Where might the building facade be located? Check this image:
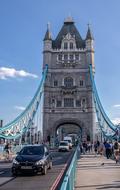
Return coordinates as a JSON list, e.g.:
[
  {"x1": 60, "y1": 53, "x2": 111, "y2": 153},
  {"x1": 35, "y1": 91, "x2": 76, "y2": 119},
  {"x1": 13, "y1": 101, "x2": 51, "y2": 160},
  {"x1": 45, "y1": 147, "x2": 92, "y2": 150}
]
[{"x1": 42, "y1": 17, "x2": 95, "y2": 143}]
